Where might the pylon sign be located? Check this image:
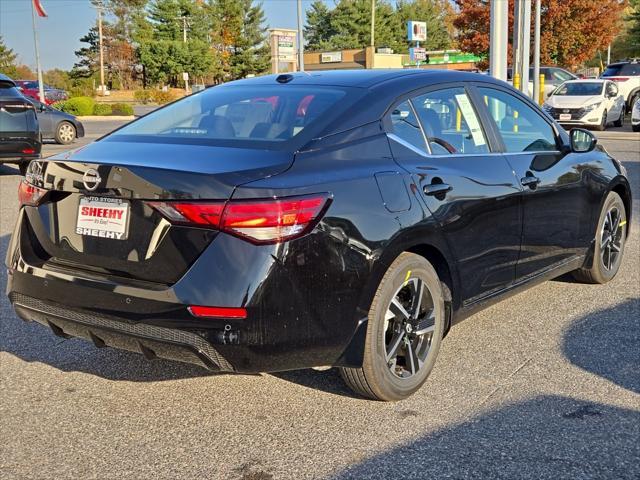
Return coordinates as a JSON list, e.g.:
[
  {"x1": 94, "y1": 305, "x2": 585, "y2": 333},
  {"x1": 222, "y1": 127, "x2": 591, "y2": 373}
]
[{"x1": 407, "y1": 21, "x2": 427, "y2": 42}]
